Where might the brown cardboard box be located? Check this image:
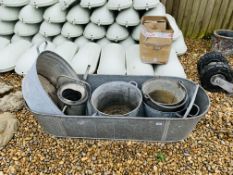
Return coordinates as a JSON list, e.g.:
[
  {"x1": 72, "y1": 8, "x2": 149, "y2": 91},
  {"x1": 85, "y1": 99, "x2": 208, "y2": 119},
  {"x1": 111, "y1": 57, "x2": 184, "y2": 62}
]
[{"x1": 140, "y1": 16, "x2": 174, "y2": 64}]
